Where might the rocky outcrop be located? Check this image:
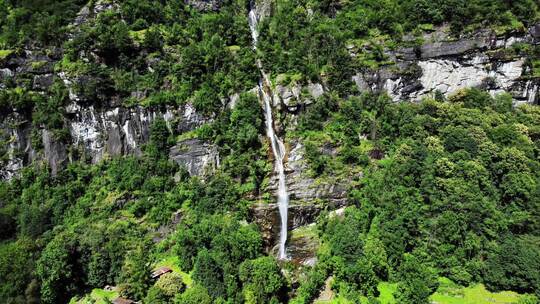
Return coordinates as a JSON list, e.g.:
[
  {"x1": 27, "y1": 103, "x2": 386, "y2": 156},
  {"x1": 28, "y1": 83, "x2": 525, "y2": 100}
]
[
  {"x1": 288, "y1": 224, "x2": 319, "y2": 266},
  {"x1": 249, "y1": 200, "x2": 346, "y2": 252},
  {"x1": 258, "y1": 139, "x2": 349, "y2": 255},
  {"x1": 185, "y1": 0, "x2": 223, "y2": 11},
  {"x1": 67, "y1": 103, "x2": 208, "y2": 163},
  {"x1": 0, "y1": 0, "x2": 215, "y2": 179},
  {"x1": 169, "y1": 138, "x2": 219, "y2": 177},
  {"x1": 275, "y1": 81, "x2": 324, "y2": 112},
  {"x1": 0, "y1": 102, "x2": 209, "y2": 179},
  {"x1": 353, "y1": 25, "x2": 540, "y2": 105},
  {"x1": 0, "y1": 42, "x2": 209, "y2": 178},
  {"x1": 267, "y1": 140, "x2": 348, "y2": 205}
]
